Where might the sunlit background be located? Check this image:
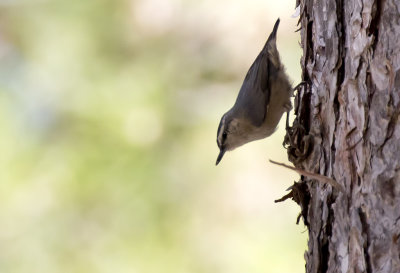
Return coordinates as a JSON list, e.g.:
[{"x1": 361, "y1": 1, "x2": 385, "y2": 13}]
[{"x1": 0, "y1": 0, "x2": 306, "y2": 272}]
